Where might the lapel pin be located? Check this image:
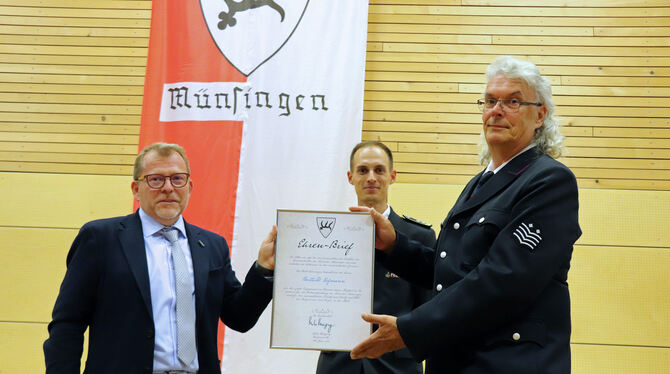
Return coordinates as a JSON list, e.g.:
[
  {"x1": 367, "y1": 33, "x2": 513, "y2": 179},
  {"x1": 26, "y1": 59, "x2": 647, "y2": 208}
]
[{"x1": 198, "y1": 240, "x2": 206, "y2": 247}]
